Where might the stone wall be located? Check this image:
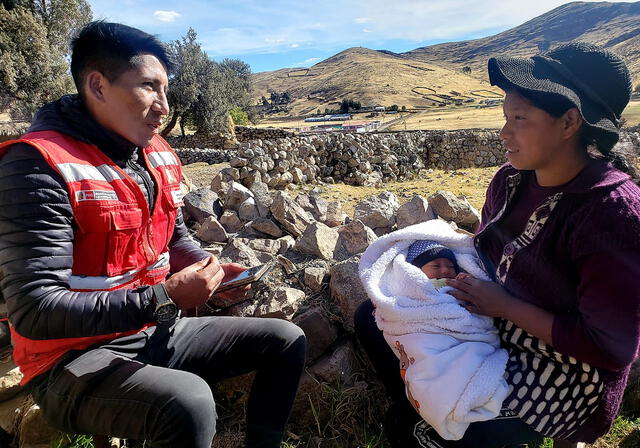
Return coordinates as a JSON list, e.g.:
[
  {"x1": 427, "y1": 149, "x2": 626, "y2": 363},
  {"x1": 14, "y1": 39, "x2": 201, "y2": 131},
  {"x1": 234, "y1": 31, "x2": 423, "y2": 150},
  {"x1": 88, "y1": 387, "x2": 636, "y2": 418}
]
[
  {"x1": 235, "y1": 125, "x2": 296, "y2": 142},
  {"x1": 175, "y1": 147, "x2": 236, "y2": 165},
  {"x1": 171, "y1": 128, "x2": 640, "y2": 185},
  {"x1": 229, "y1": 130, "x2": 505, "y2": 188}
]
